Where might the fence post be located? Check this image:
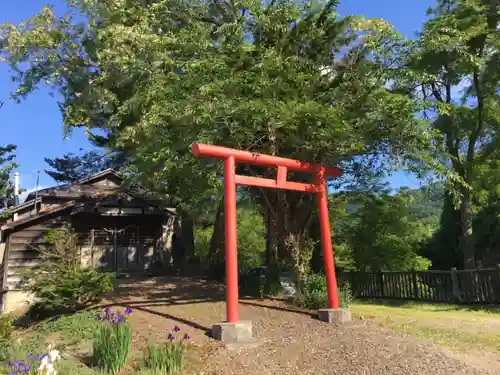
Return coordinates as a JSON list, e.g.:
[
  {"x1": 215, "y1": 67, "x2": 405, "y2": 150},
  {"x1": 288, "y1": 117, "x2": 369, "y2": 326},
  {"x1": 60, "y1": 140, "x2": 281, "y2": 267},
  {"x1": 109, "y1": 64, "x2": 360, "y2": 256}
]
[
  {"x1": 379, "y1": 271, "x2": 385, "y2": 298},
  {"x1": 496, "y1": 264, "x2": 500, "y2": 303},
  {"x1": 451, "y1": 267, "x2": 461, "y2": 303},
  {"x1": 412, "y1": 271, "x2": 419, "y2": 300},
  {"x1": 353, "y1": 271, "x2": 358, "y2": 297}
]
